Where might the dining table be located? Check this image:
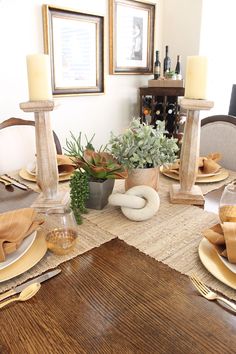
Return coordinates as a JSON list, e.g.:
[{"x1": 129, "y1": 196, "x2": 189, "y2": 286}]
[{"x1": 1, "y1": 171, "x2": 236, "y2": 354}]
